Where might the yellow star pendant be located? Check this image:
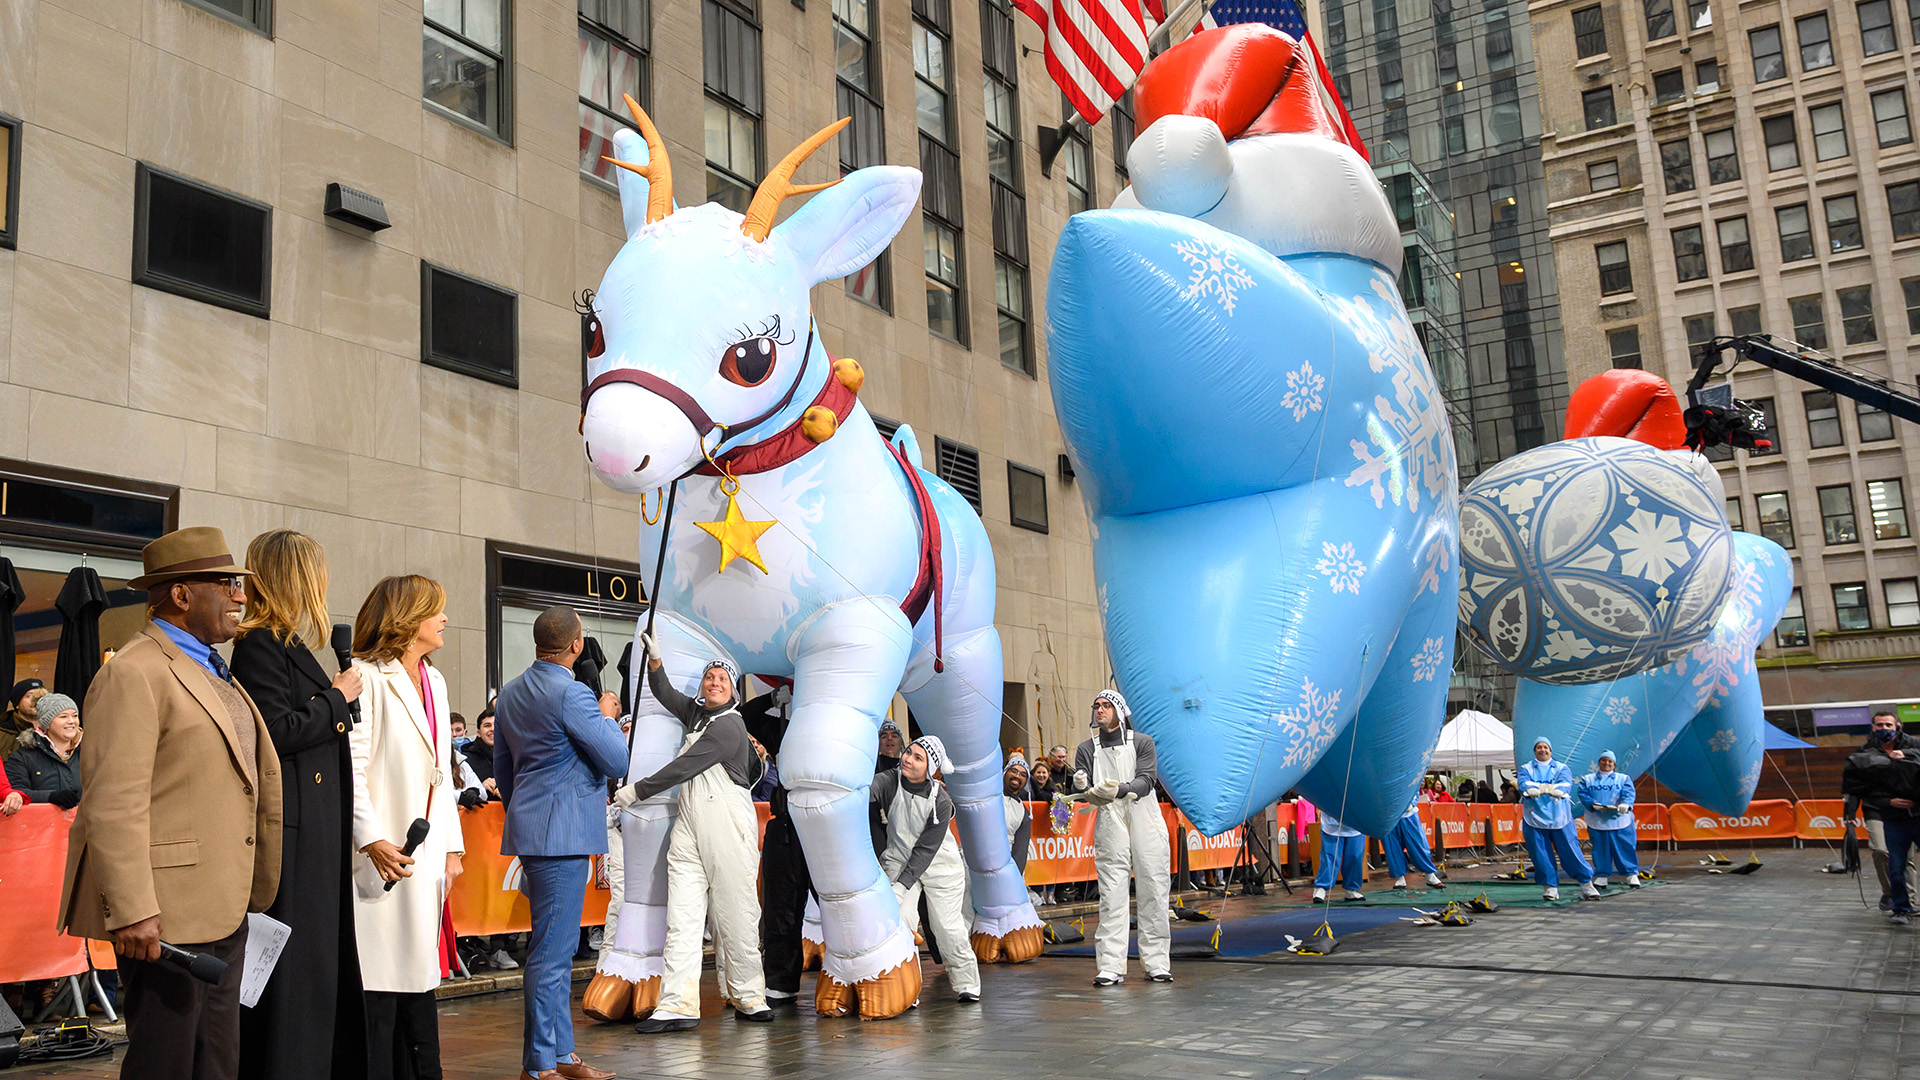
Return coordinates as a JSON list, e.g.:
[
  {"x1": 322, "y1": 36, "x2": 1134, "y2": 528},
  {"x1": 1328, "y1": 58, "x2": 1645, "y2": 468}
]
[{"x1": 695, "y1": 482, "x2": 776, "y2": 575}]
